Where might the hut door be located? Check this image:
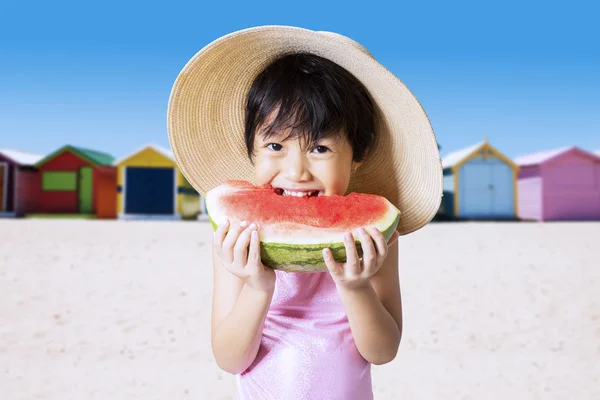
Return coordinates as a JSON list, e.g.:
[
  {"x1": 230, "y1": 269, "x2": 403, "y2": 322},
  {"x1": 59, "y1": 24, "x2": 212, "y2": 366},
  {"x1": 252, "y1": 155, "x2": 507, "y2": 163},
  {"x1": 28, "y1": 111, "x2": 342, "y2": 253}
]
[
  {"x1": 461, "y1": 162, "x2": 494, "y2": 217},
  {"x1": 78, "y1": 167, "x2": 93, "y2": 213},
  {"x1": 0, "y1": 163, "x2": 5, "y2": 212},
  {"x1": 490, "y1": 163, "x2": 514, "y2": 217}
]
